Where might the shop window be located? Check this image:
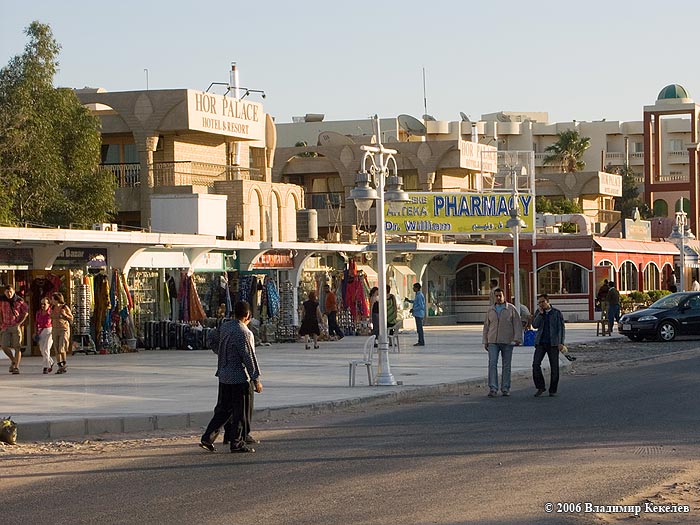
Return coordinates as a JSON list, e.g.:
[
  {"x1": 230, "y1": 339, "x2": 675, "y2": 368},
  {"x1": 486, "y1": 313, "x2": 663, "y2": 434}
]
[
  {"x1": 643, "y1": 263, "x2": 659, "y2": 291},
  {"x1": 537, "y1": 262, "x2": 588, "y2": 295},
  {"x1": 619, "y1": 261, "x2": 638, "y2": 292},
  {"x1": 653, "y1": 199, "x2": 668, "y2": 217},
  {"x1": 455, "y1": 263, "x2": 499, "y2": 296}
]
